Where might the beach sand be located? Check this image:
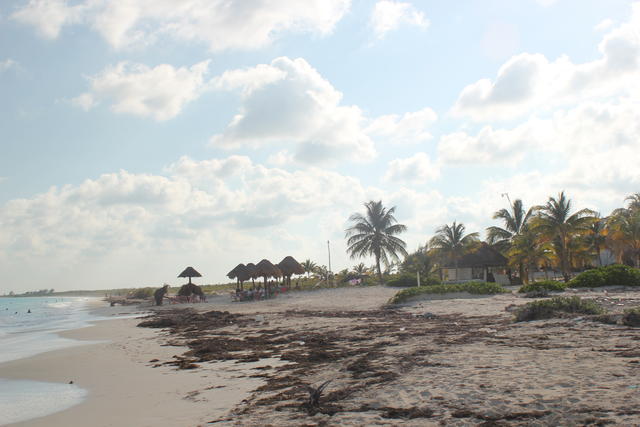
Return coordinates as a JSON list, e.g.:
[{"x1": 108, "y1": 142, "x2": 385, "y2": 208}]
[{"x1": 4, "y1": 285, "x2": 640, "y2": 426}]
